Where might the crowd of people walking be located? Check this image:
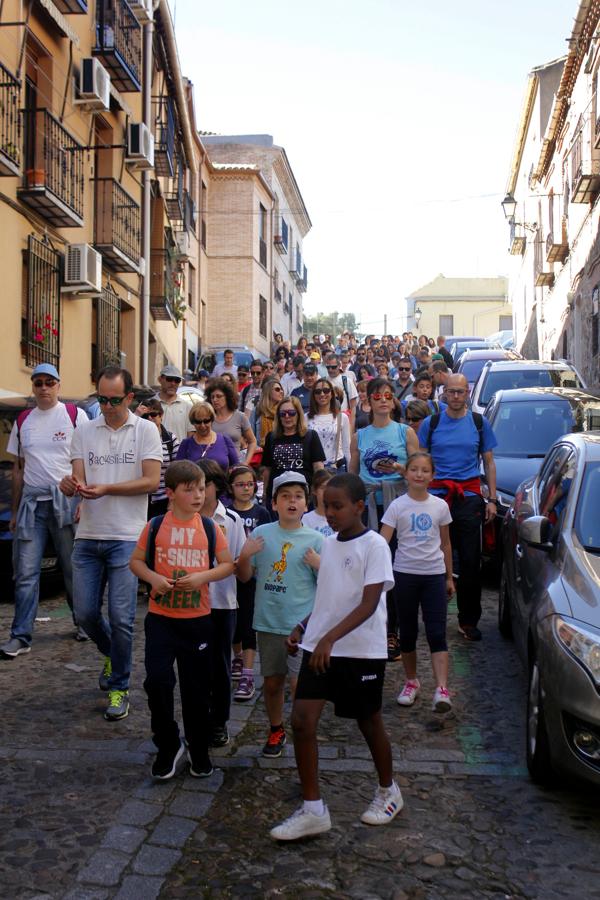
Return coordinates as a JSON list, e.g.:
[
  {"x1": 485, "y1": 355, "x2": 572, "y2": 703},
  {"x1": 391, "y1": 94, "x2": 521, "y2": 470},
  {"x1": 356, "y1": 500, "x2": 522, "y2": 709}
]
[{"x1": 1, "y1": 327, "x2": 497, "y2": 841}]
